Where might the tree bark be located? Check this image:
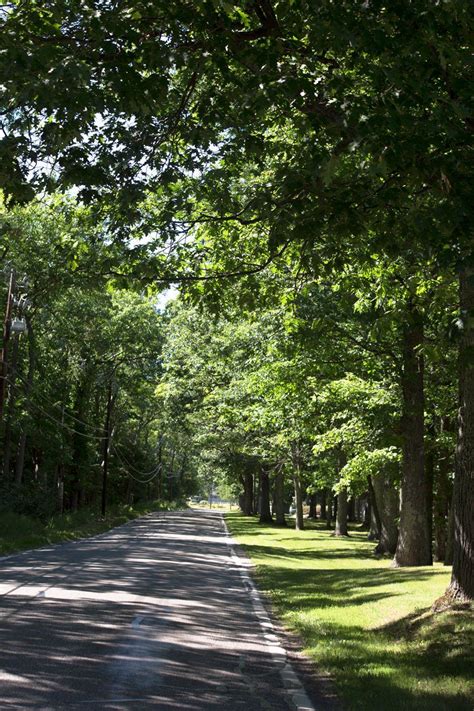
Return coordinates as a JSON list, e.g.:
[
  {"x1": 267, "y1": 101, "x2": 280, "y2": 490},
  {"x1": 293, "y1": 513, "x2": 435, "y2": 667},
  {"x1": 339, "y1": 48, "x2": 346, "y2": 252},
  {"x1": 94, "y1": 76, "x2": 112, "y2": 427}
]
[
  {"x1": 240, "y1": 471, "x2": 254, "y2": 515},
  {"x1": 273, "y1": 467, "x2": 286, "y2": 526},
  {"x1": 308, "y1": 493, "x2": 317, "y2": 519},
  {"x1": 446, "y1": 266, "x2": 474, "y2": 600},
  {"x1": 394, "y1": 305, "x2": 432, "y2": 566},
  {"x1": 259, "y1": 468, "x2": 273, "y2": 523},
  {"x1": 334, "y1": 488, "x2": 349, "y2": 536}
]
